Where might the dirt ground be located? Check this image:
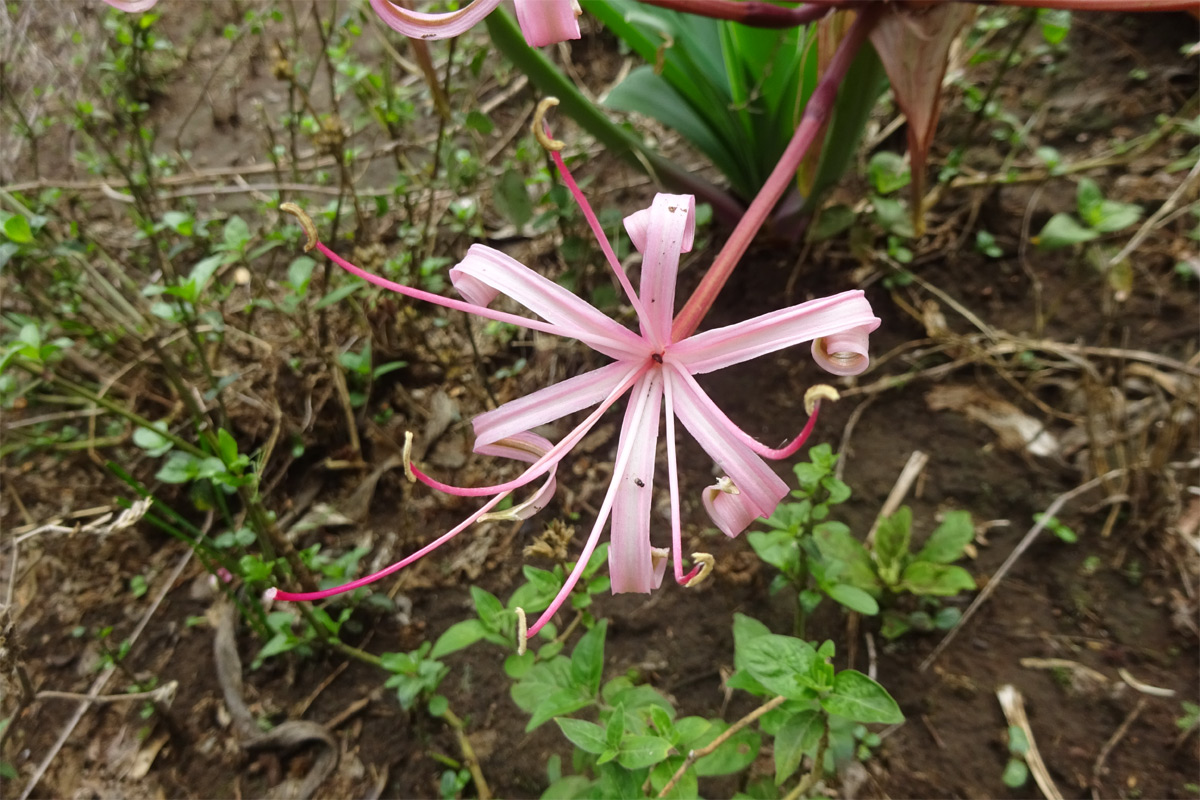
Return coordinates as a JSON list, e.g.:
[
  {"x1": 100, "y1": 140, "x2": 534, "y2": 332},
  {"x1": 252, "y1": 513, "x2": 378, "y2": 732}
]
[{"x1": 2, "y1": 4, "x2": 1198, "y2": 800}]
